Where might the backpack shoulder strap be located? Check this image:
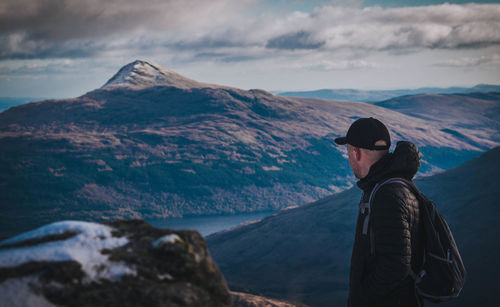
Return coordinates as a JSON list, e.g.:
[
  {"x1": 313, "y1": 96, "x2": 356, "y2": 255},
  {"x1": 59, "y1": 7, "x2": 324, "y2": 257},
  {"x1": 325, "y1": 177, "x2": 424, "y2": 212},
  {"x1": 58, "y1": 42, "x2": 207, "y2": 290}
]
[
  {"x1": 363, "y1": 177, "x2": 420, "y2": 257},
  {"x1": 362, "y1": 177, "x2": 415, "y2": 235}
]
